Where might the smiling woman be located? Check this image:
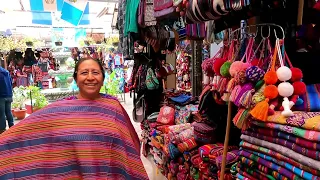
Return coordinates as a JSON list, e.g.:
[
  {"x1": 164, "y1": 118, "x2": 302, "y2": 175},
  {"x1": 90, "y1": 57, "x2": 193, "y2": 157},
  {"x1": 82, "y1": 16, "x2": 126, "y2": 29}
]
[
  {"x1": 0, "y1": 58, "x2": 149, "y2": 179},
  {"x1": 73, "y1": 58, "x2": 106, "y2": 100}
]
